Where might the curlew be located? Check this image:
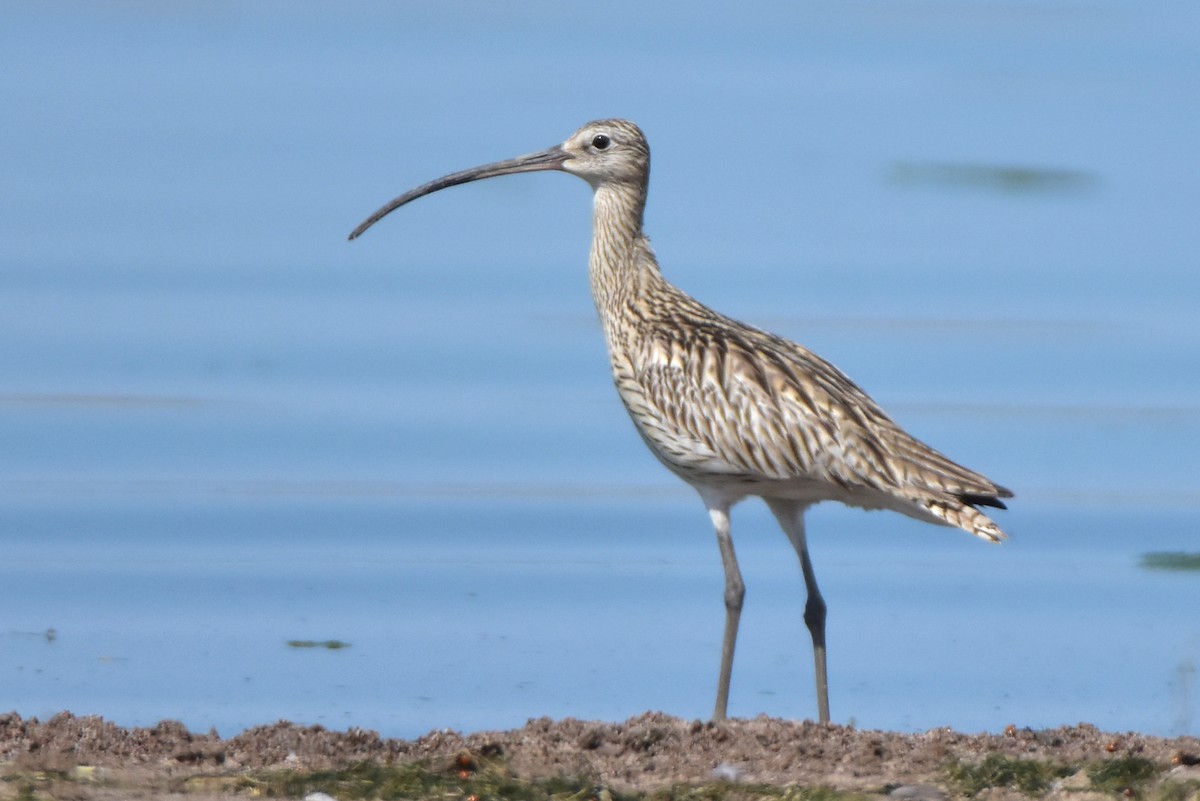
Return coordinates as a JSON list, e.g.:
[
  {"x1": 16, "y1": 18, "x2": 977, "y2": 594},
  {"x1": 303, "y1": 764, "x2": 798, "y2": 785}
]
[{"x1": 349, "y1": 119, "x2": 1011, "y2": 724}]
